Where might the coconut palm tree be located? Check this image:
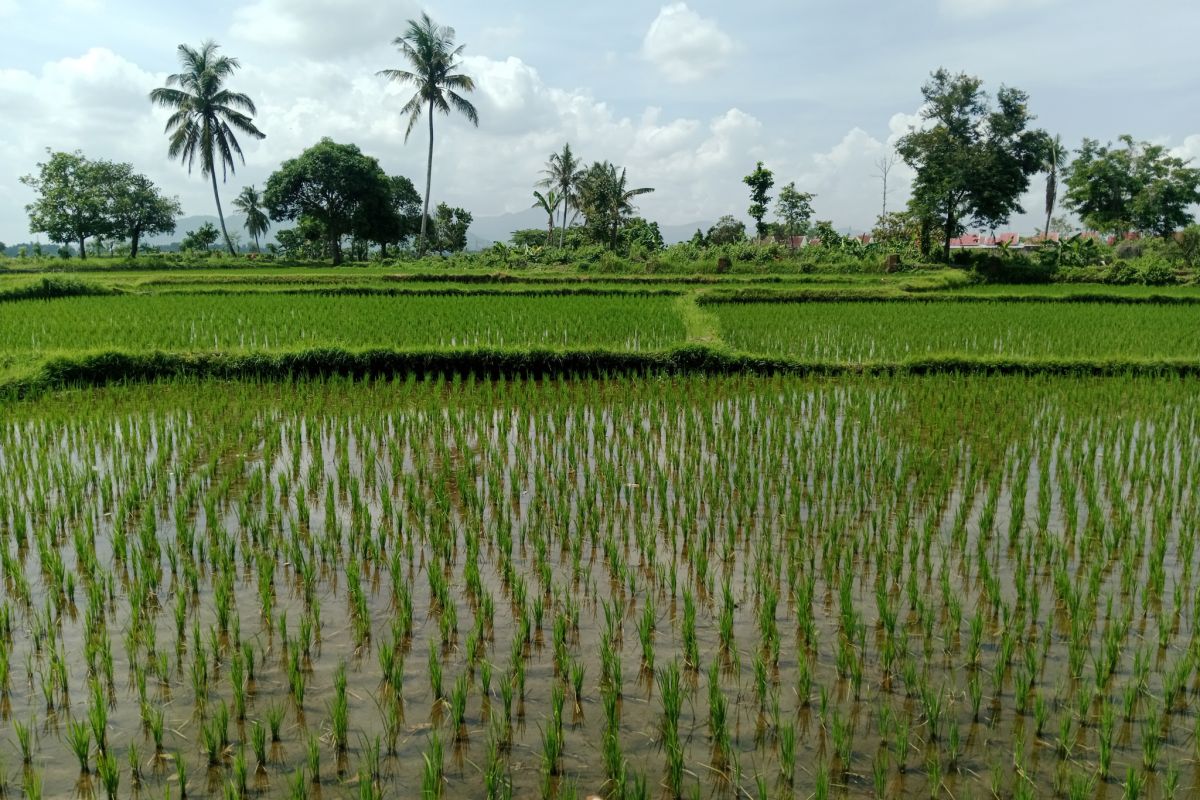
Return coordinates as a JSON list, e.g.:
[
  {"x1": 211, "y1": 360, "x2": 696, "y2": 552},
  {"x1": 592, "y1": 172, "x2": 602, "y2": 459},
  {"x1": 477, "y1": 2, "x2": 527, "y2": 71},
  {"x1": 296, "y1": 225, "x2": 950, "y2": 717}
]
[
  {"x1": 538, "y1": 144, "x2": 585, "y2": 248},
  {"x1": 378, "y1": 13, "x2": 478, "y2": 255},
  {"x1": 232, "y1": 185, "x2": 270, "y2": 251},
  {"x1": 577, "y1": 161, "x2": 654, "y2": 250},
  {"x1": 1043, "y1": 133, "x2": 1068, "y2": 240},
  {"x1": 149, "y1": 40, "x2": 265, "y2": 257},
  {"x1": 531, "y1": 190, "x2": 560, "y2": 244}
]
